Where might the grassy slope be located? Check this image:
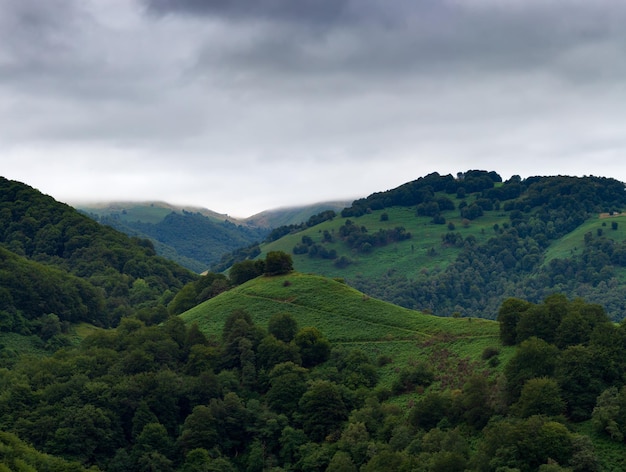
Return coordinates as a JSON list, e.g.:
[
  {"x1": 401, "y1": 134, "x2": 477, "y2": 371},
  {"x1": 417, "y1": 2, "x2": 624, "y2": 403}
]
[
  {"x1": 261, "y1": 197, "x2": 511, "y2": 282},
  {"x1": 180, "y1": 273, "x2": 513, "y2": 388},
  {"x1": 261, "y1": 198, "x2": 626, "y2": 311},
  {"x1": 543, "y1": 215, "x2": 626, "y2": 264}
]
